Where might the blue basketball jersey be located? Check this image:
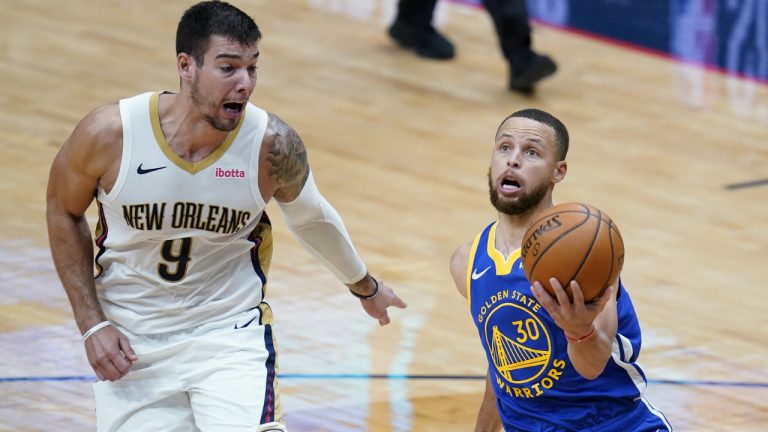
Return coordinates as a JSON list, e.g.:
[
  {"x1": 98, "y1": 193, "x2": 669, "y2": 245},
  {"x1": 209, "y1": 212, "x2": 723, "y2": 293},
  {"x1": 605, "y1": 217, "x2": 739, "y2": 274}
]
[{"x1": 467, "y1": 222, "x2": 671, "y2": 432}]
